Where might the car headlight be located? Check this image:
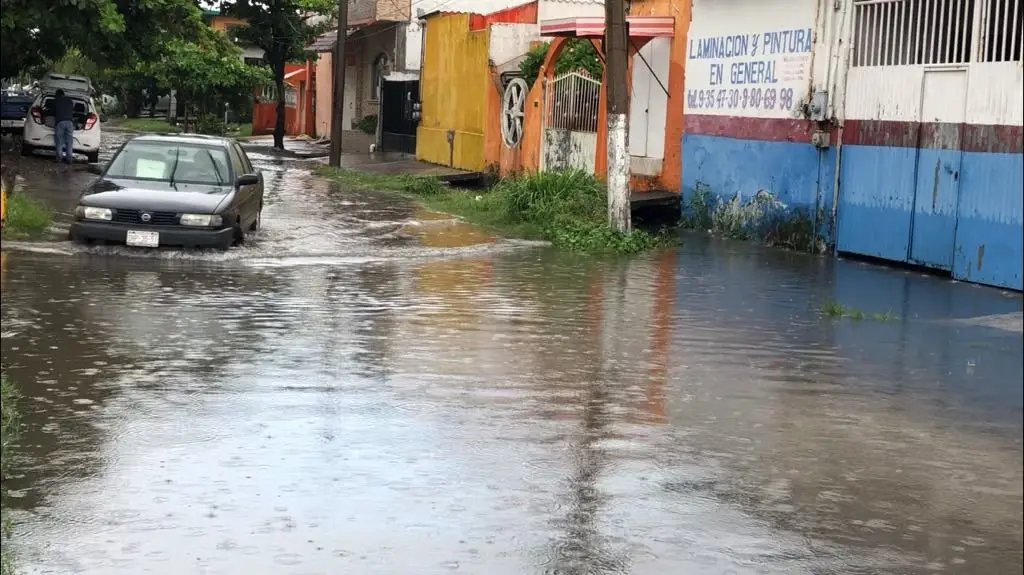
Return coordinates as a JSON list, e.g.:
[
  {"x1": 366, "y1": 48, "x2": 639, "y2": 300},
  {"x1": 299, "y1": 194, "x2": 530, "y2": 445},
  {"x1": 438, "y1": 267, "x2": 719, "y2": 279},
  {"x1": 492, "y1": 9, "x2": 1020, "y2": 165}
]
[
  {"x1": 179, "y1": 213, "x2": 223, "y2": 227},
  {"x1": 76, "y1": 206, "x2": 112, "y2": 221}
]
